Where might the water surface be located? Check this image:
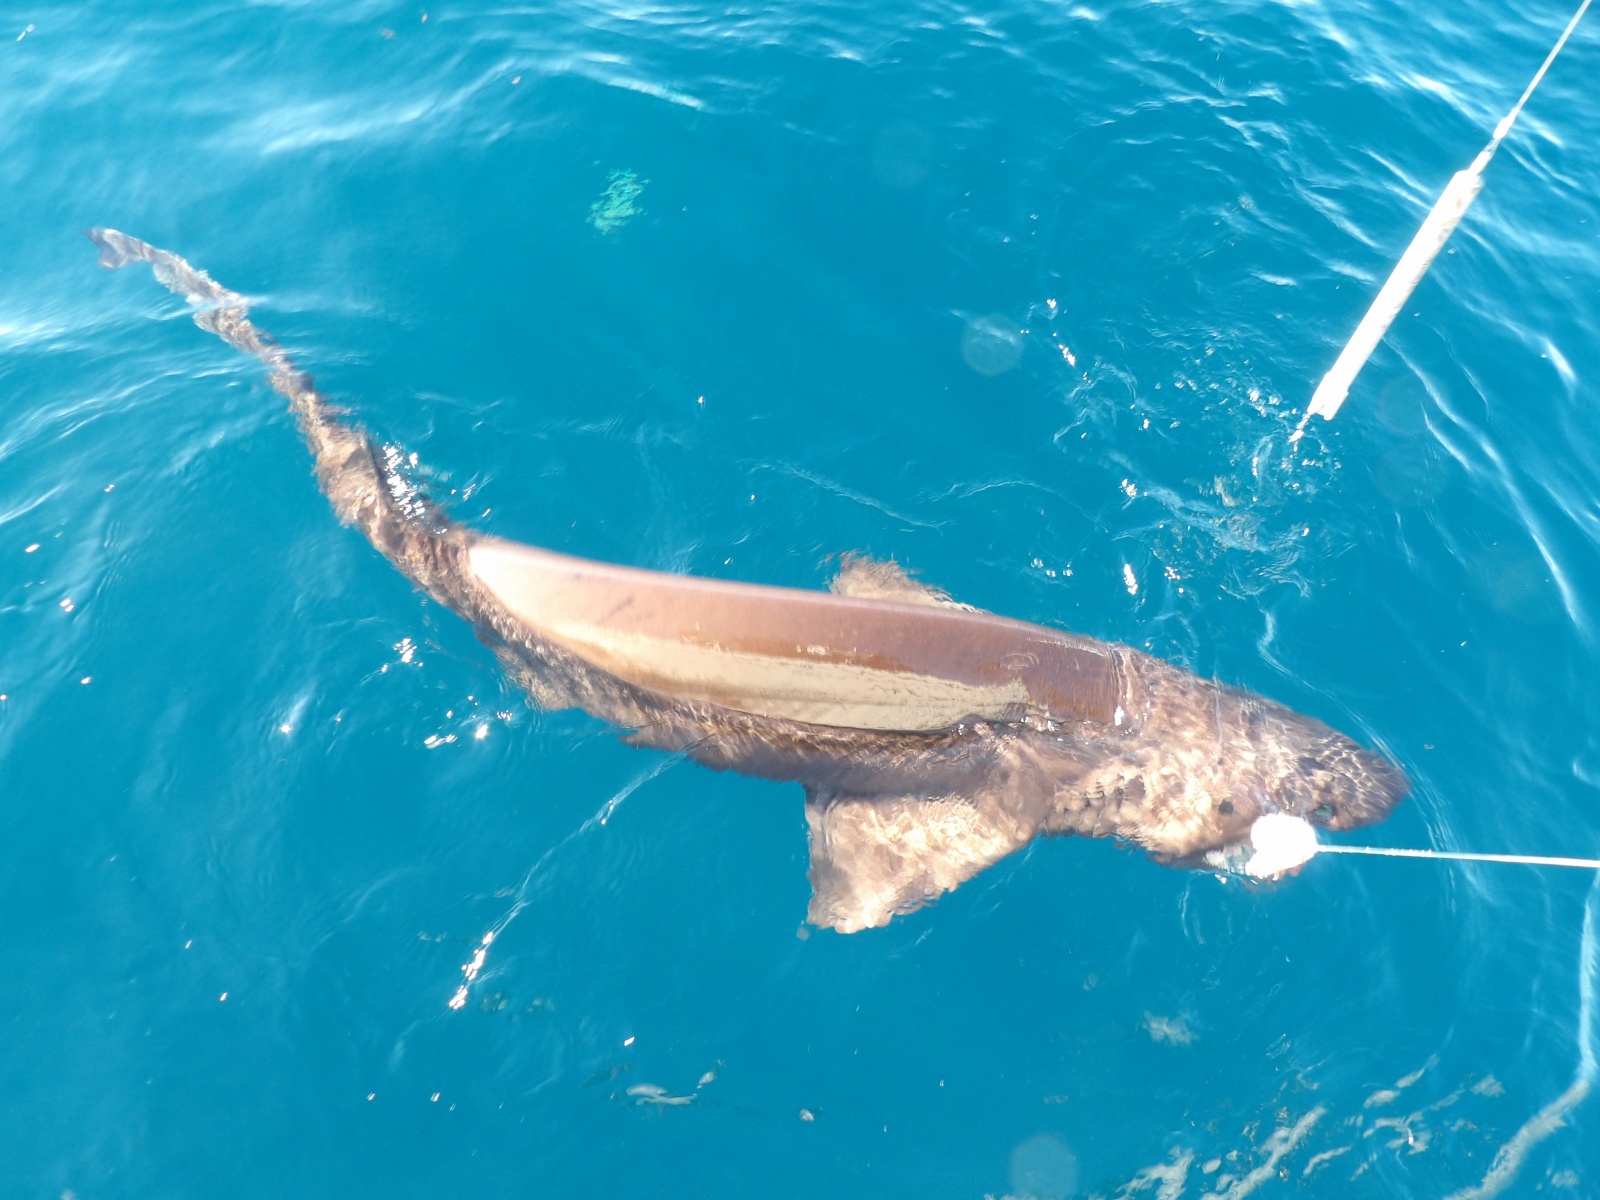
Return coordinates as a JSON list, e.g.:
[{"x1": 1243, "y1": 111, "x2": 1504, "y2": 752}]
[{"x1": 3, "y1": 1, "x2": 1599, "y2": 1195}]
